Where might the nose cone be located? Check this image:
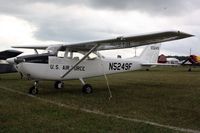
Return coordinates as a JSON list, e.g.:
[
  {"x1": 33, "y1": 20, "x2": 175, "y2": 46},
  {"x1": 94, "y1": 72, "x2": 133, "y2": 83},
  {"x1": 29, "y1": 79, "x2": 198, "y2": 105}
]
[{"x1": 6, "y1": 57, "x2": 15, "y2": 64}]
